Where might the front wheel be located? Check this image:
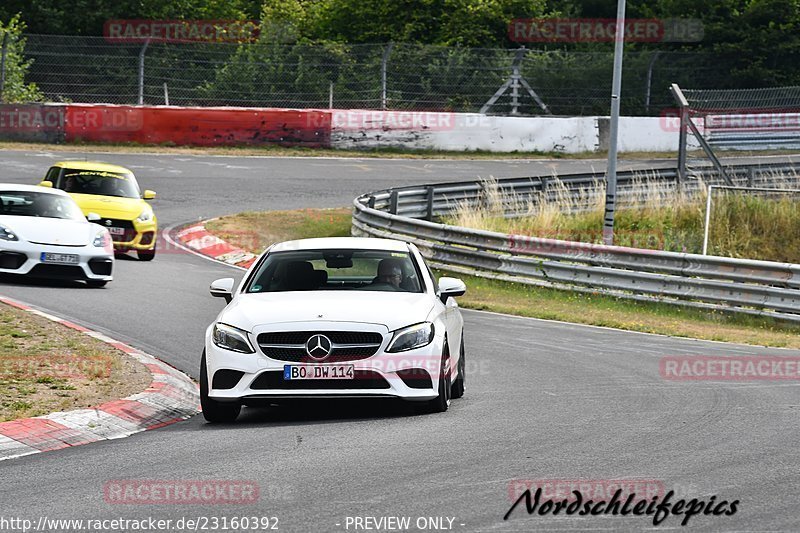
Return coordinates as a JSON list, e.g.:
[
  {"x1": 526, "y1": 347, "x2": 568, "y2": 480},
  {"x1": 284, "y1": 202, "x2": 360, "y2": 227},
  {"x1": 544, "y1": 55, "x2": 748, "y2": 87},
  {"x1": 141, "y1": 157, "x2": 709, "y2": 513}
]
[
  {"x1": 420, "y1": 342, "x2": 451, "y2": 413},
  {"x1": 137, "y1": 246, "x2": 156, "y2": 261},
  {"x1": 450, "y1": 336, "x2": 466, "y2": 399},
  {"x1": 200, "y1": 351, "x2": 241, "y2": 423}
]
